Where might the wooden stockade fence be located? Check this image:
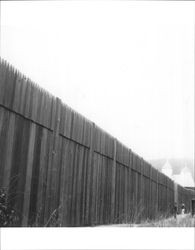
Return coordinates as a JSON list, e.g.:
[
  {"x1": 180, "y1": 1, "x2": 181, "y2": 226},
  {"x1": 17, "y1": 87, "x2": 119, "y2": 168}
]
[{"x1": 0, "y1": 58, "x2": 194, "y2": 226}]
